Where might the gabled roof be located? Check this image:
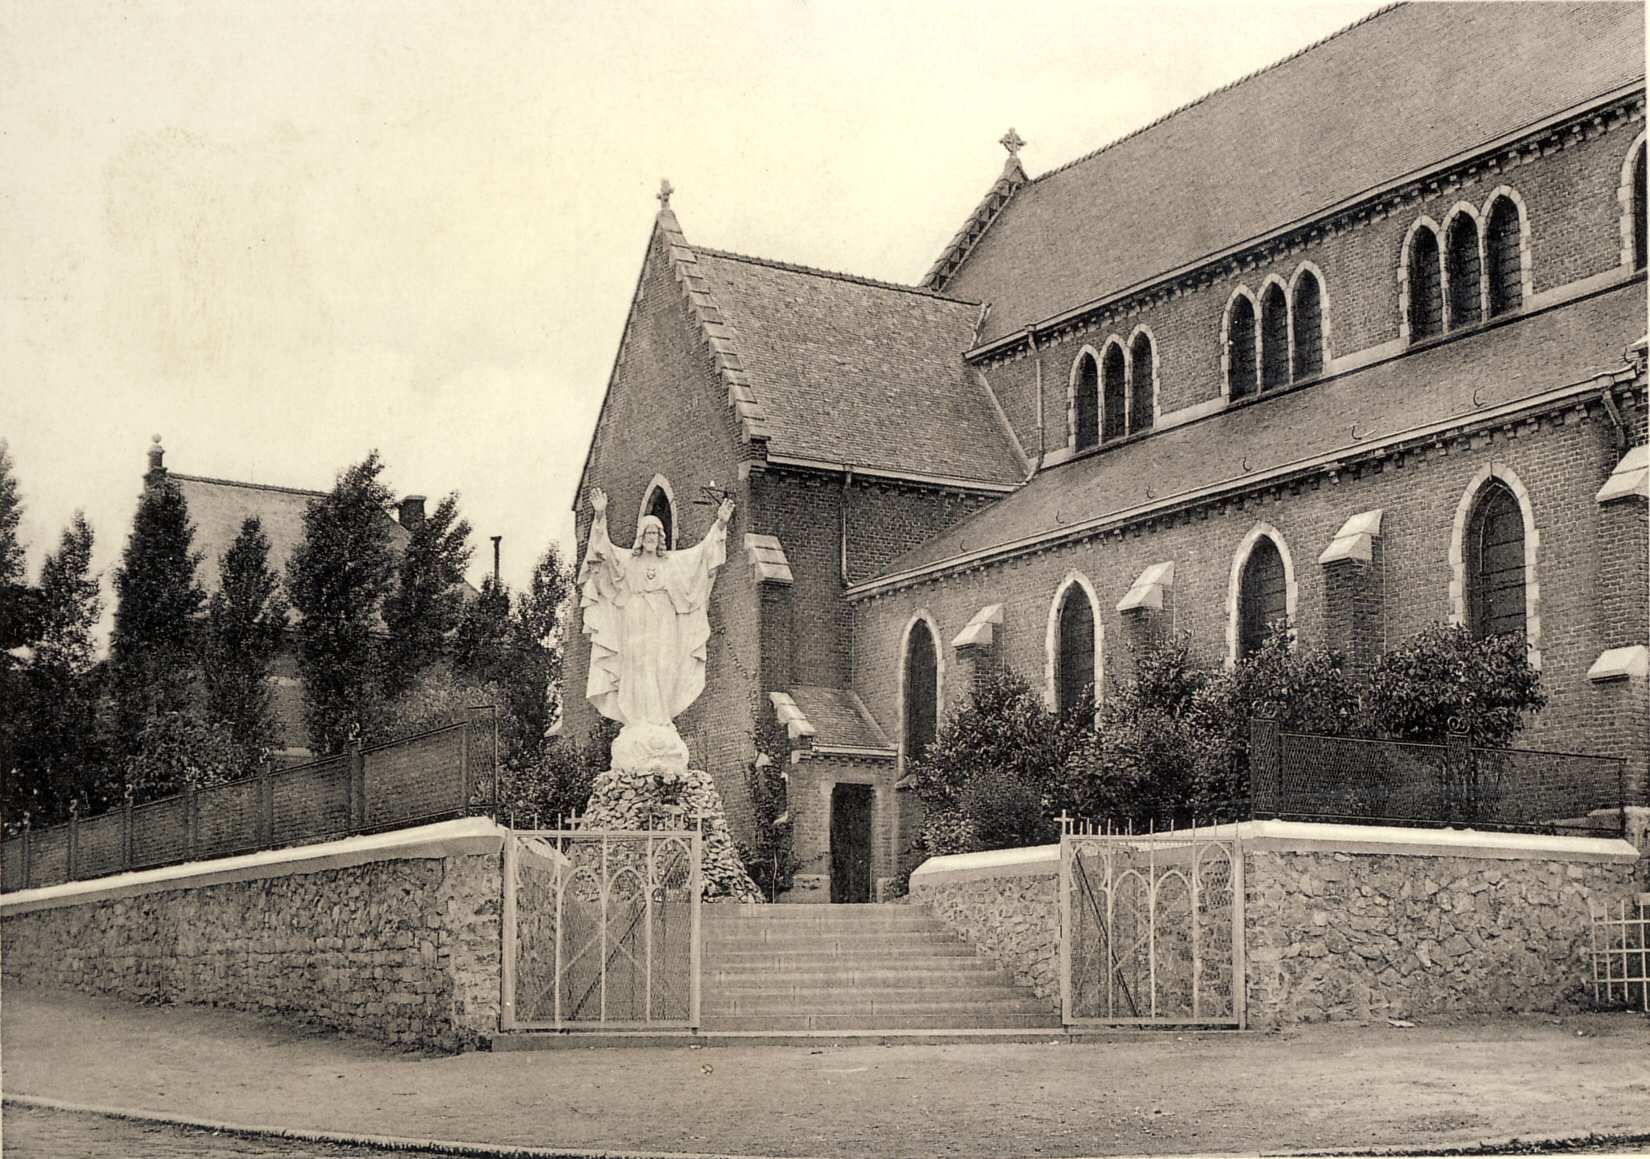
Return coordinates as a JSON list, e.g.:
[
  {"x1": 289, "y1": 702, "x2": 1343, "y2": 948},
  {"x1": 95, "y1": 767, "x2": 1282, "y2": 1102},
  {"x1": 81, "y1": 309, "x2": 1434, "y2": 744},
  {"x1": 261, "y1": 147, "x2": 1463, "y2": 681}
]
[
  {"x1": 867, "y1": 283, "x2": 1645, "y2": 585},
  {"x1": 692, "y1": 249, "x2": 1027, "y2": 486},
  {"x1": 169, "y1": 473, "x2": 412, "y2": 597},
  {"x1": 940, "y1": 2, "x2": 1646, "y2": 344},
  {"x1": 788, "y1": 685, "x2": 894, "y2": 752}
]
